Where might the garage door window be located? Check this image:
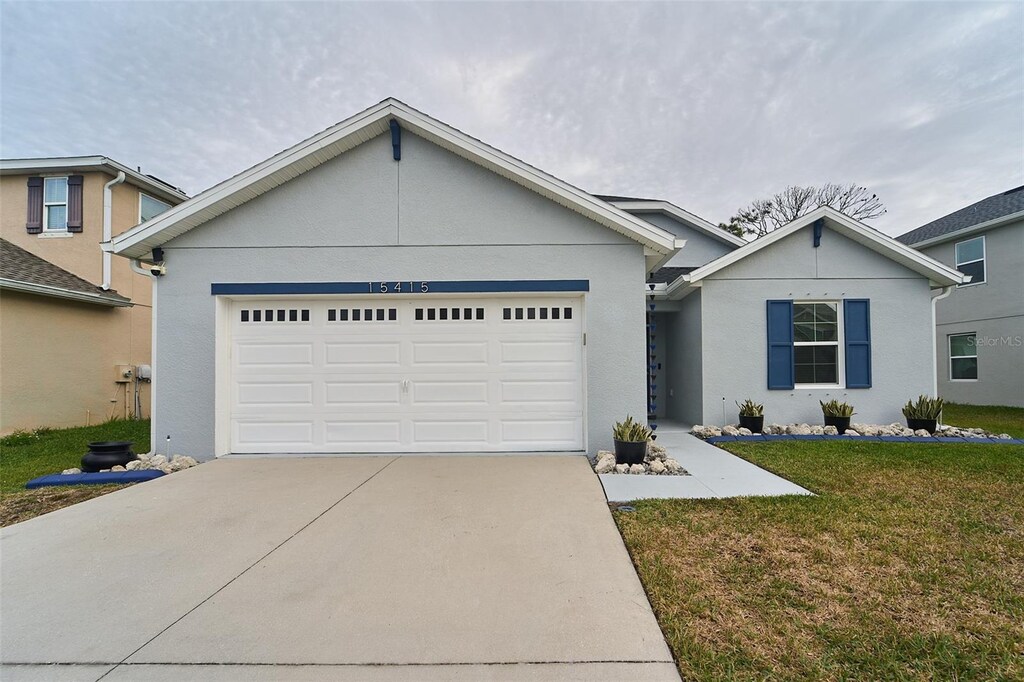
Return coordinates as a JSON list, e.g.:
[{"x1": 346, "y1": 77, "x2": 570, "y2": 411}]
[{"x1": 240, "y1": 308, "x2": 310, "y2": 323}]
